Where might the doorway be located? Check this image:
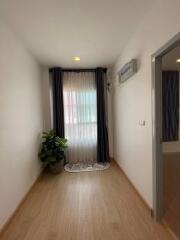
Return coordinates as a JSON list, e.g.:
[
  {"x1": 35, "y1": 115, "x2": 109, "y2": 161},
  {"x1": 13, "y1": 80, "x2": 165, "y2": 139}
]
[
  {"x1": 152, "y1": 33, "x2": 180, "y2": 233},
  {"x1": 162, "y1": 45, "x2": 180, "y2": 239}
]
